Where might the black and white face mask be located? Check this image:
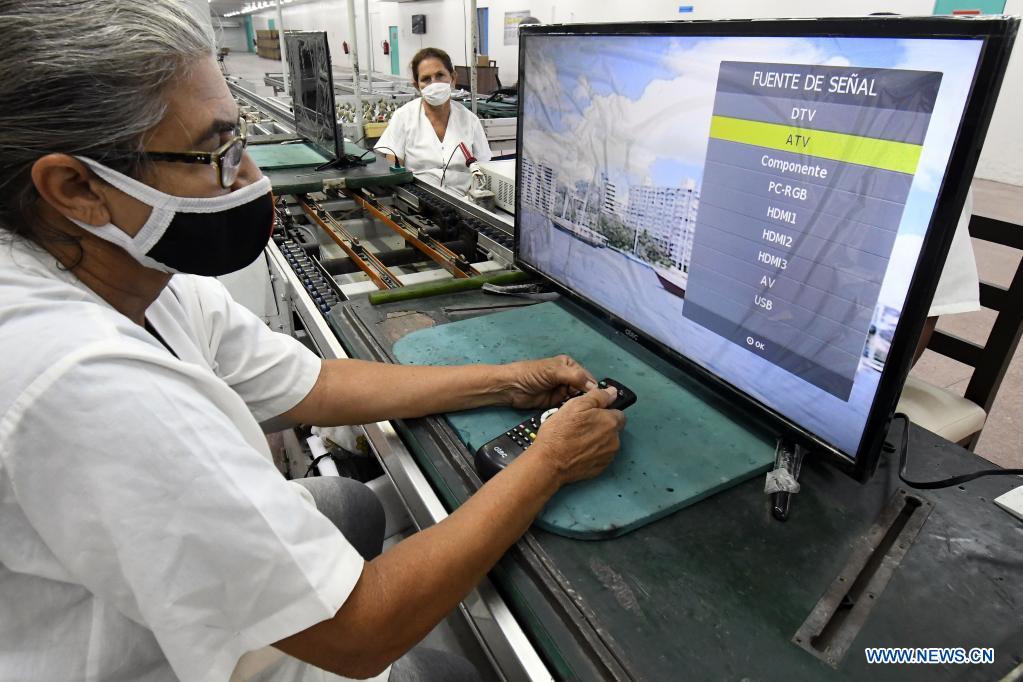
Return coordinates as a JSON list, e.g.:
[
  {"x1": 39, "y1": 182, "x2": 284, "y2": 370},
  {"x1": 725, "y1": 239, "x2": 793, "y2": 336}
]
[{"x1": 68, "y1": 156, "x2": 275, "y2": 277}]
